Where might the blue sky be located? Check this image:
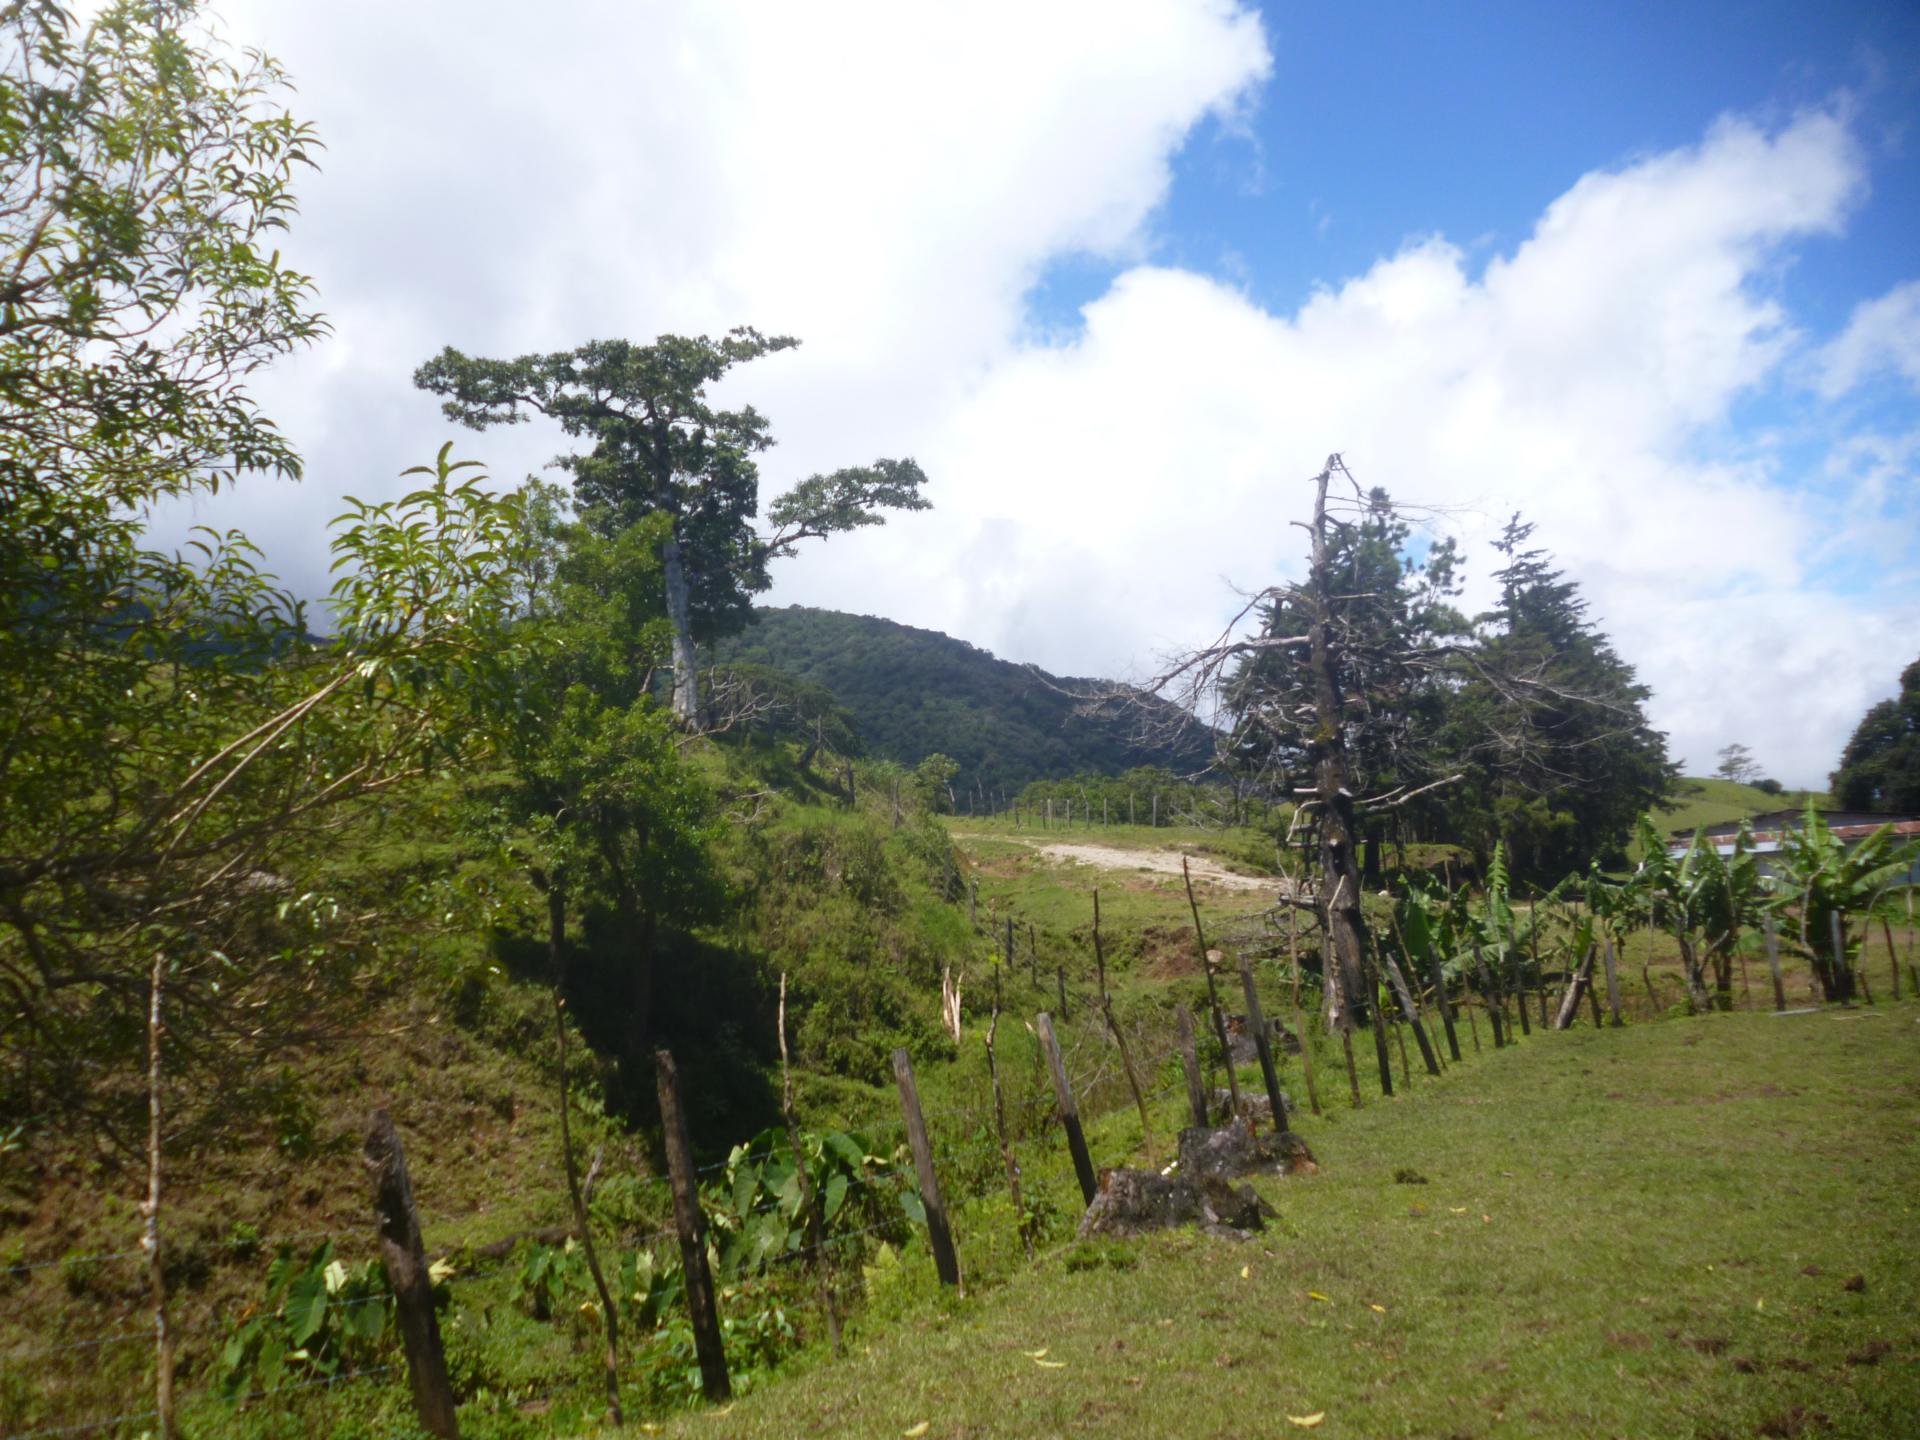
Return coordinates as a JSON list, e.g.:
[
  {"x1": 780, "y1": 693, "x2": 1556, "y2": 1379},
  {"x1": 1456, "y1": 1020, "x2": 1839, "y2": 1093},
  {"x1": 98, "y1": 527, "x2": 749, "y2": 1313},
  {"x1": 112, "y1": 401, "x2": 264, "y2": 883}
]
[
  {"x1": 202, "y1": 0, "x2": 1920, "y2": 785},
  {"x1": 1037, "y1": 2, "x2": 1920, "y2": 334}
]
